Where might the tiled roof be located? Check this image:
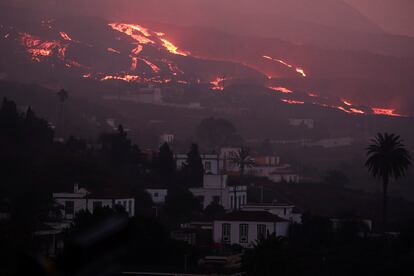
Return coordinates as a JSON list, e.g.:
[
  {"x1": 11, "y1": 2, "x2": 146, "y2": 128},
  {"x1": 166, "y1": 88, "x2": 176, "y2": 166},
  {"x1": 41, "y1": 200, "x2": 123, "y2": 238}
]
[{"x1": 216, "y1": 211, "x2": 288, "y2": 222}]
